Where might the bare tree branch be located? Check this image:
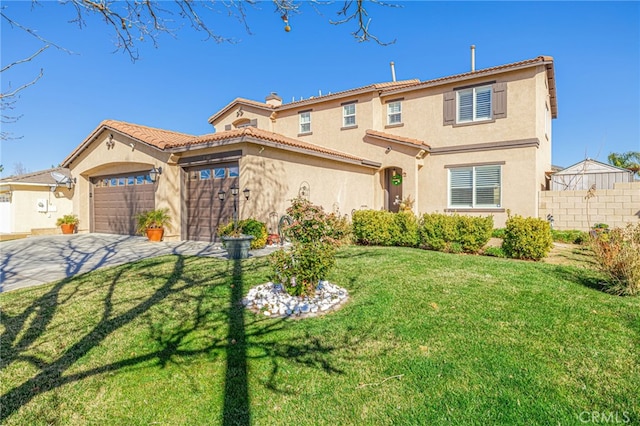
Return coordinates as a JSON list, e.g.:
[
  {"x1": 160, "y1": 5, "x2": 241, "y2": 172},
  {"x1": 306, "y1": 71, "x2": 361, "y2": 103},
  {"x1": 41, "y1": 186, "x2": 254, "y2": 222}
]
[{"x1": 1, "y1": 45, "x2": 49, "y2": 74}]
